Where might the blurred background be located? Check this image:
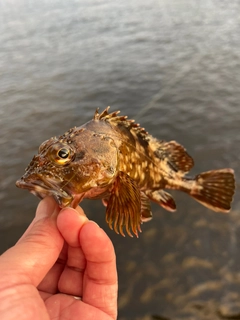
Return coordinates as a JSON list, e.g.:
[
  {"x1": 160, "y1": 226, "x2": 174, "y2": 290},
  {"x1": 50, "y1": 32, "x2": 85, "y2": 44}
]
[{"x1": 0, "y1": 0, "x2": 240, "y2": 319}]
